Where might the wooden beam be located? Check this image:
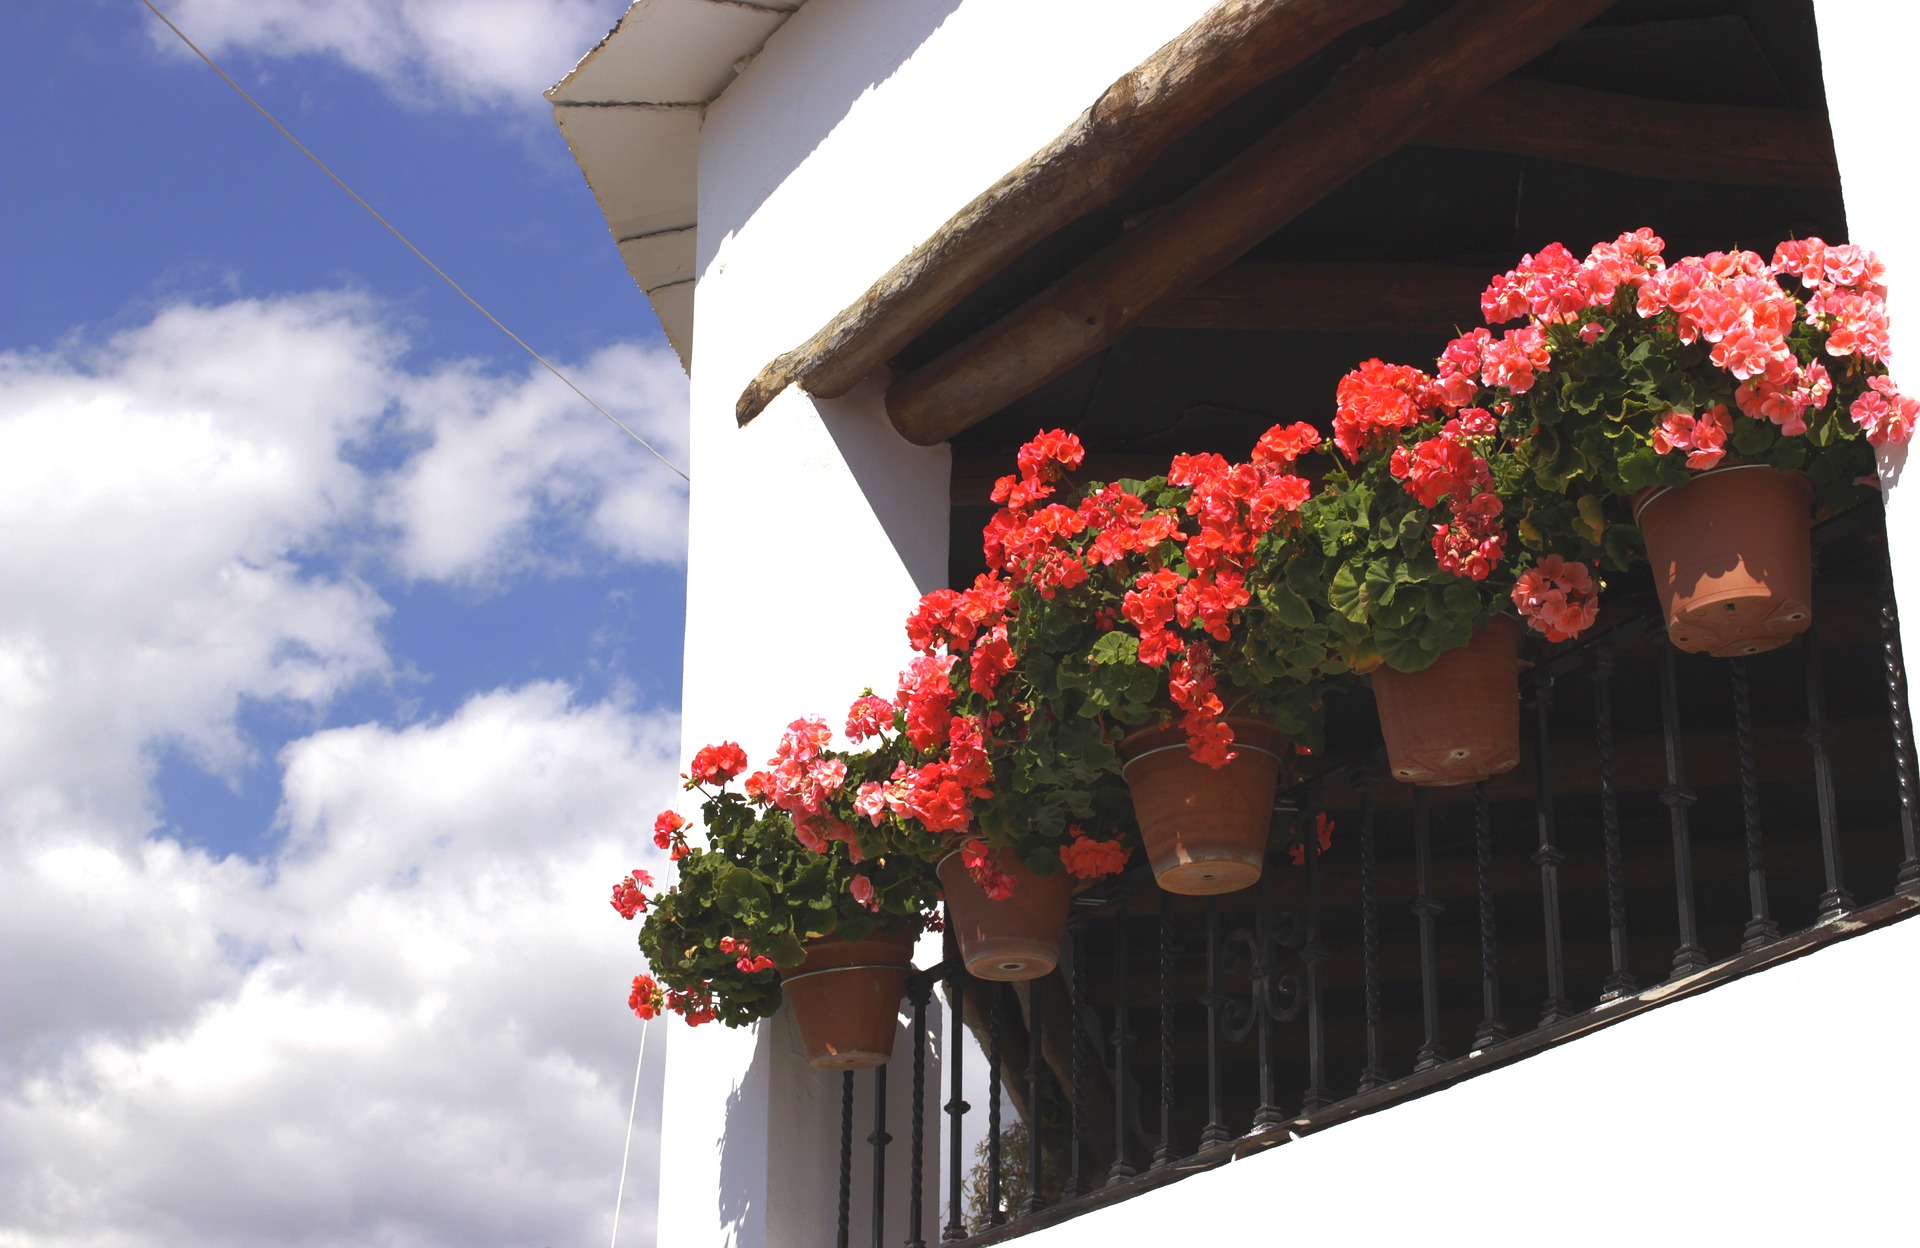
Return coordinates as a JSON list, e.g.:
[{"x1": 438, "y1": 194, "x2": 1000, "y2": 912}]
[
  {"x1": 1138, "y1": 260, "x2": 1488, "y2": 334},
  {"x1": 734, "y1": 0, "x2": 1411, "y2": 426},
  {"x1": 1414, "y1": 77, "x2": 1840, "y2": 189},
  {"x1": 886, "y1": 0, "x2": 1616, "y2": 447}
]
